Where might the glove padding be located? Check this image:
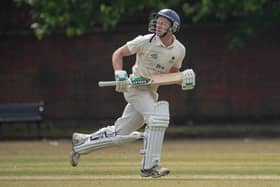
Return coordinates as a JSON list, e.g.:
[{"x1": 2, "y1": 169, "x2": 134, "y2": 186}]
[
  {"x1": 181, "y1": 69, "x2": 195, "y2": 90},
  {"x1": 115, "y1": 70, "x2": 129, "y2": 92}
]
